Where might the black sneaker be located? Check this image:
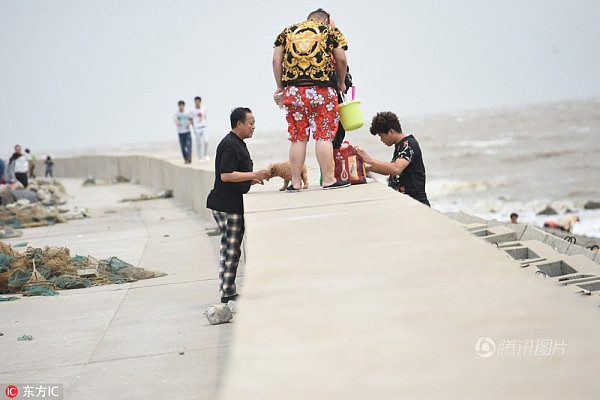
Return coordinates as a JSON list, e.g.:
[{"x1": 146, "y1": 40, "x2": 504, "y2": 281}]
[
  {"x1": 221, "y1": 294, "x2": 238, "y2": 303},
  {"x1": 286, "y1": 185, "x2": 301, "y2": 192},
  {"x1": 323, "y1": 181, "x2": 351, "y2": 190}
]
